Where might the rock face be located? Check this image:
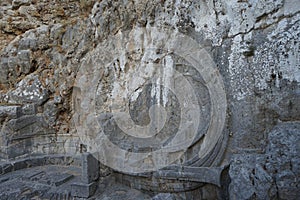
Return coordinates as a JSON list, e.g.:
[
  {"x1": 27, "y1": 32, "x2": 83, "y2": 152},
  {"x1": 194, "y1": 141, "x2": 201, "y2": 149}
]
[
  {"x1": 0, "y1": 0, "x2": 299, "y2": 199},
  {"x1": 229, "y1": 122, "x2": 300, "y2": 200}
]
